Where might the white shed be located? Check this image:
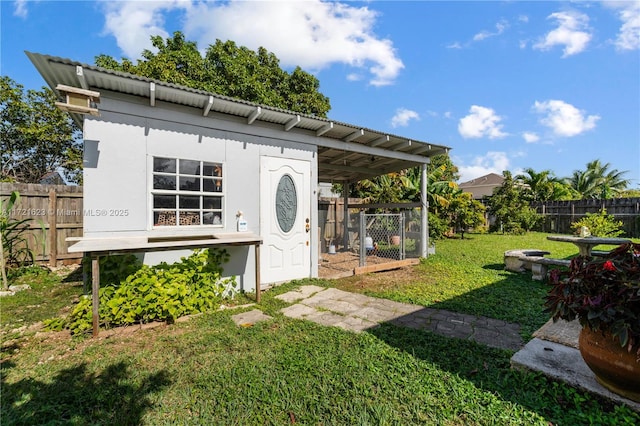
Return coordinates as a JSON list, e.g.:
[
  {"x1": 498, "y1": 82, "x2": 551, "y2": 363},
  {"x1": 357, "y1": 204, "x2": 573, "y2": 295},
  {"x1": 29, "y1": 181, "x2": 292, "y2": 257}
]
[{"x1": 28, "y1": 52, "x2": 450, "y2": 302}]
